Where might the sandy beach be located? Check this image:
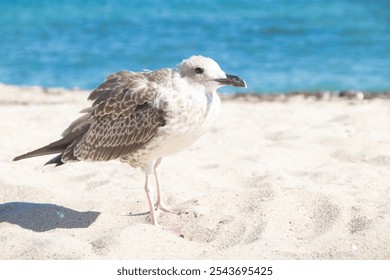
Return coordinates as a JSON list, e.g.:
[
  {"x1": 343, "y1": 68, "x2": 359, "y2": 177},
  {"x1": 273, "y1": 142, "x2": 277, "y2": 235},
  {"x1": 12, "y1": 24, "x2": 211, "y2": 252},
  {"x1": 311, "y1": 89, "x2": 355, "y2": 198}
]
[{"x1": 0, "y1": 83, "x2": 389, "y2": 259}]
